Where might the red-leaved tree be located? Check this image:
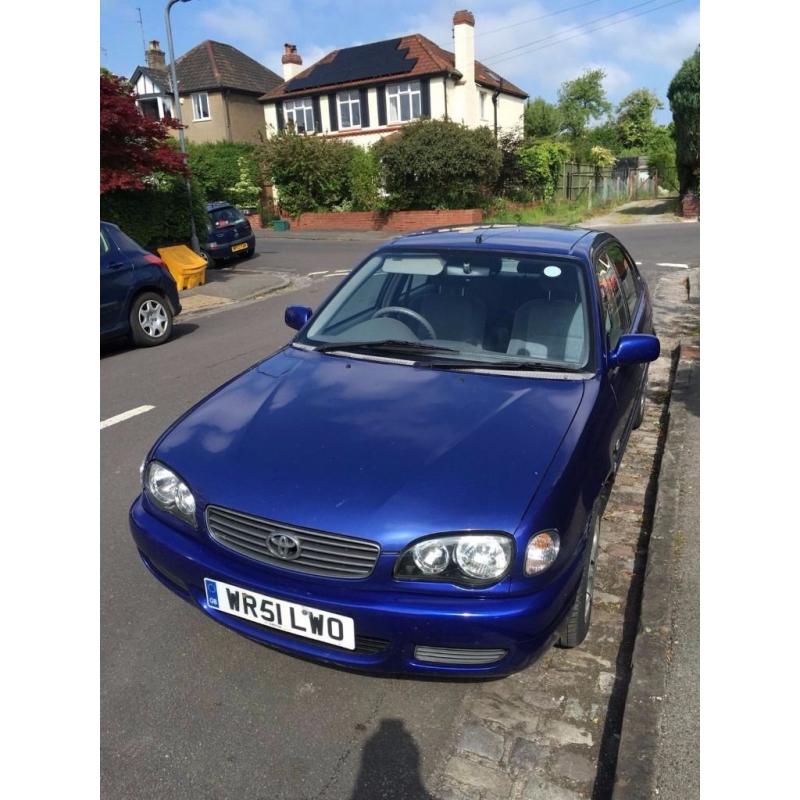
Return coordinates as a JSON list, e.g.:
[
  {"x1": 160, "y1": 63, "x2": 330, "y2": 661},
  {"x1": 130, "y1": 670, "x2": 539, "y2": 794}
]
[{"x1": 100, "y1": 72, "x2": 188, "y2": 193}]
